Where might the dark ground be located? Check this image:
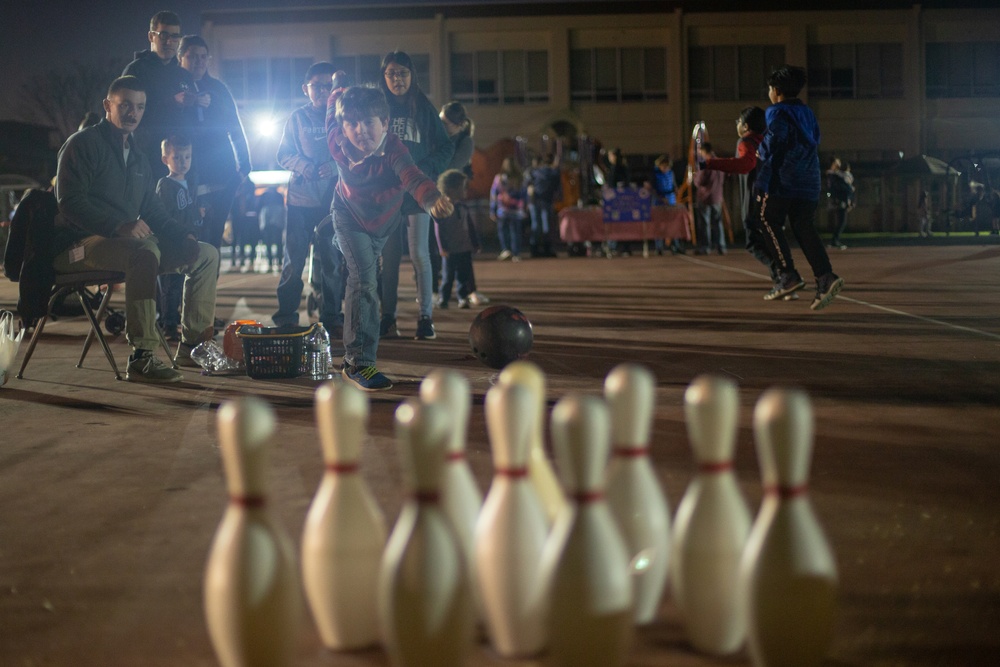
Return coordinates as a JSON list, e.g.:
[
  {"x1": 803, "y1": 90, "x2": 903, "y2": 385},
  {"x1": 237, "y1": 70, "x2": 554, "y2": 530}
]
[{"x1": 1, "y1": 238, "x2": 998, "y2": 666}]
